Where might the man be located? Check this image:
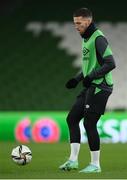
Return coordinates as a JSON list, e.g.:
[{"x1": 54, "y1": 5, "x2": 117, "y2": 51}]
[{"x1": 59, "y1": 8, "x2": 116, "y2": 173}]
